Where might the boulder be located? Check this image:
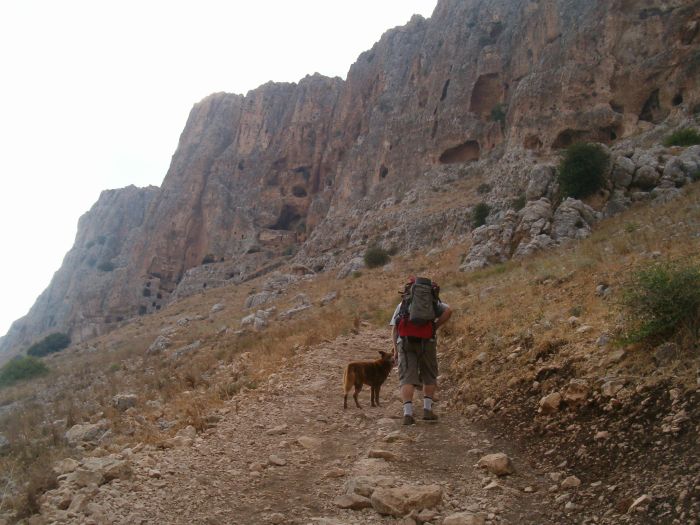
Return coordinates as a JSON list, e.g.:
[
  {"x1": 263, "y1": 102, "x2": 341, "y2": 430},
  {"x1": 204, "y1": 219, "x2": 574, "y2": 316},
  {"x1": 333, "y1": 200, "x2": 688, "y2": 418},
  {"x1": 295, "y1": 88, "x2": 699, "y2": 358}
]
[
  {"x1": 80, "y1": 455, "x2": 132, "y2": 484},
  {"x1": 525, "y1": 165, "x2": 555, "y2": 200},
  {"x1": 112, "y1": 393, "x2": 137, "y2": 411},
  {"x1": 146, "y1": 335, "x2": 171, "y2": 355},
  {"x1": 633, "y1": 165, "x2": 660, "y2": 189},
  {"x1": 244, "y1": 291, "x2": 276, "y2": 309},
  {"x1": 320, "y1": 291, "x2": 338, "y2": 306},
  {"x1": 370, "y1": 484, "x2": 443, "y2": 517},
  {"x1": 337, "y1": 257, "x2": 365, "y2": 279},
  {"x1": 210, "y1": 303, "x2": 225, "y2": 313},
  {"x1": 551, "y1": 198, "x2": 600, "y2": 241},
  {"x1": 53, "y1": 458, "x2": 80, "y2": 475},
  {"x1": 562, "y1": 380, "x2": 589, "y2": 405},
  {"x1": 65, "y1": 421, "x2": 108, "y2": 445},
  {"x1": 476, "y1": 453, "x2": 514, "y2": 476},
  {"x1": 171, "y1": 340, "x2": 201, "y2": 360},
  {"x1": 610, "y1": 156, "x2": 635, "y2": 188},
  {"x1": 333, "y1": 494, "x2": 372, "y2": 510},
  {"x1": 344, "y1": 475, "x2": 395, "y2": 497},
  {"x1": 601, "y1": 380, "x2": 625, "y2": 397},
  {"x1": 539, "y1": 392, "x2": 562, "y2": 413},
  {"x1": 561, "y1": 475, "x2": 581, "y2": 489}
]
